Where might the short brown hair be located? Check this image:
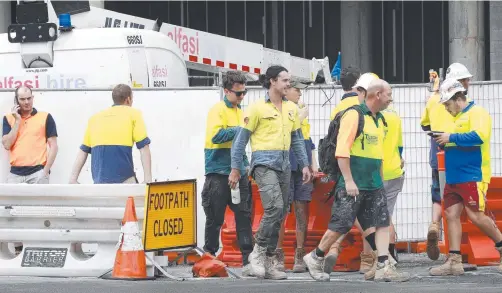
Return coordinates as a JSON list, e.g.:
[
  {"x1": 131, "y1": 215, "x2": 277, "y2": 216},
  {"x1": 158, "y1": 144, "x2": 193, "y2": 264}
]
[
  {"x1": 222, "y1": 71, "x2": 247, "y2": 90},
  {"x1": 112, "y1": 84, "x2": 132, "y2": 104}
]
